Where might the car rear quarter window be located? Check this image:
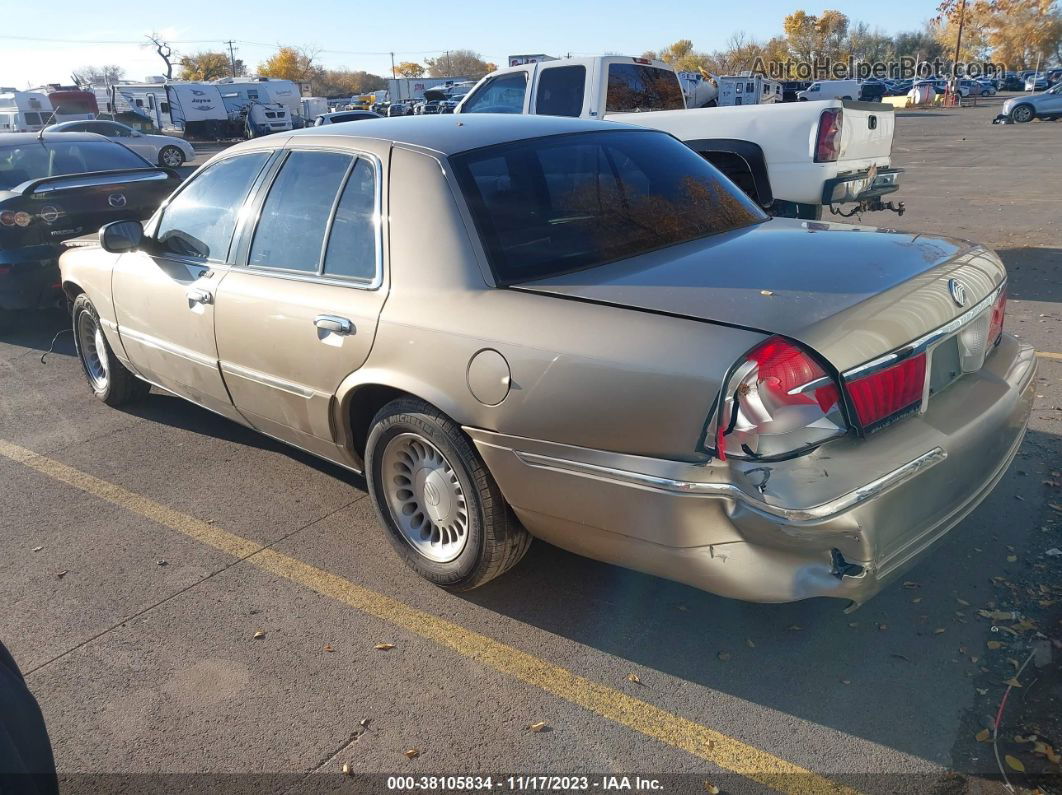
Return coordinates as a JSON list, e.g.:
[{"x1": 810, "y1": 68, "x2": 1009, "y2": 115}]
[
  {"x1": 155, "y1": 152, "x2": 270, "y2": 261},
  {"x1": 323, "y1": 158, "x2": 378, "y2": 282},
  {"x1": 248, "y1": 150, "x2": 354, "y2": 273},
  {"x1": 605, "y1": 64, "x2": 685, "y2": 112},
  {"x1": 452, "y1": 130, "x2": 766, "y2": 284},
  {"x1": 535, "y1": 66, "x2": 586, "y2": 117},
  {"x1": 0, "y1": 140, "x2": 149, "y2": 189}
]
